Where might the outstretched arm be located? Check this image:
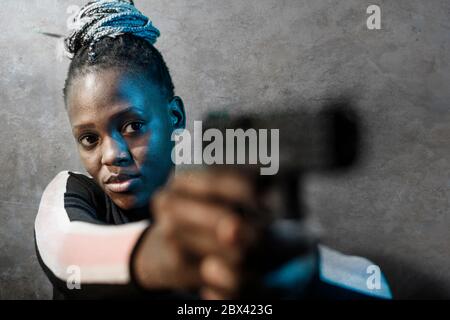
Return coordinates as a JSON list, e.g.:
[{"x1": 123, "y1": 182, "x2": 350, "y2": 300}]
[{"x1": 34, "y1": 171, "x2": 150, "y2": 299}]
